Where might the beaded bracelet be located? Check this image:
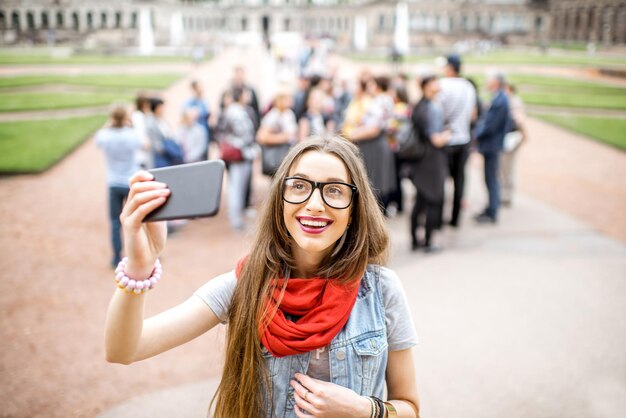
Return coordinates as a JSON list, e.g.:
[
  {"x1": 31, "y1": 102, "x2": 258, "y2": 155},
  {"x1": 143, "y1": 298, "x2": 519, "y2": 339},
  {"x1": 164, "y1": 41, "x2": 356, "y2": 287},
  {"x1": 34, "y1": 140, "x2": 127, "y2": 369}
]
[{"x1": 114, "y1": 257, "x2": 162, "y2": 295}]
